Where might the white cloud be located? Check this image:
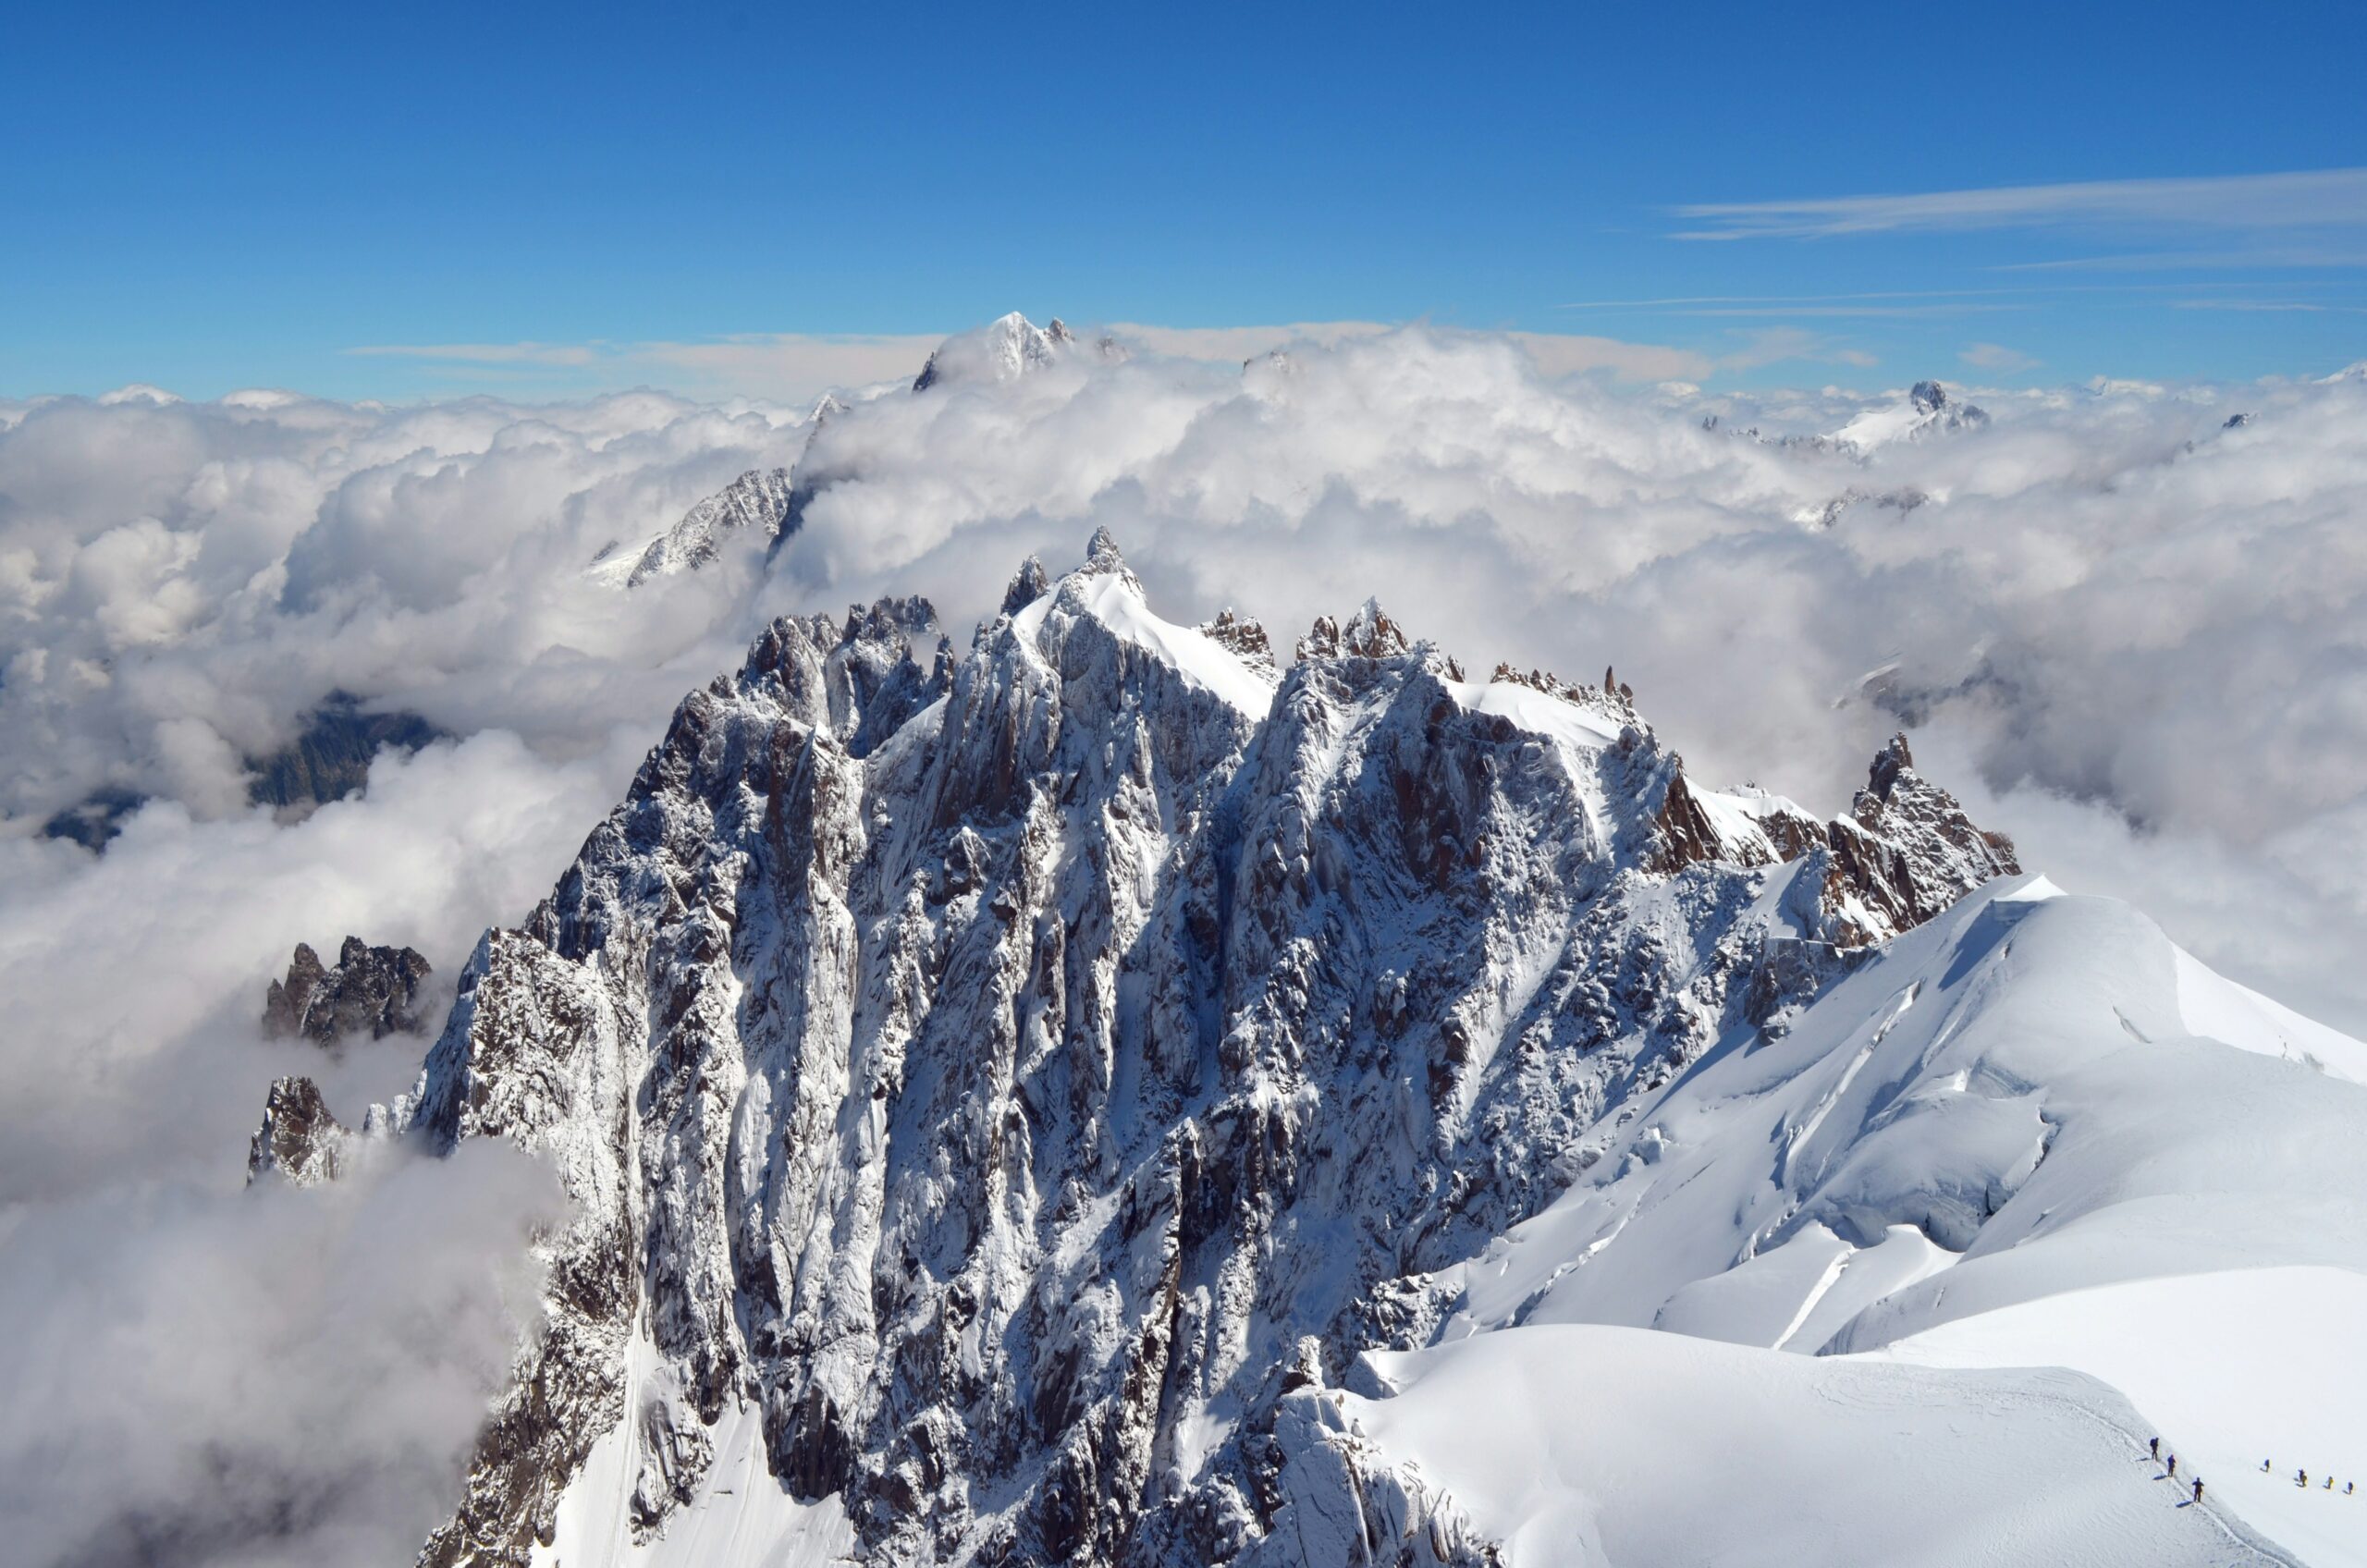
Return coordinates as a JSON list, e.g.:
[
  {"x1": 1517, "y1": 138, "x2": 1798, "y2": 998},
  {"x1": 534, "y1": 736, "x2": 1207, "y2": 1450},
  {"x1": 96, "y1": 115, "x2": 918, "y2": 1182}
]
[
  {"x1": 0, "y1": 732, "x2": 613, "y2": 1565},
  {"x1": 628, "y1": 332, "x2": 950, "y2": 398},
  {"x1": 344, "y1": 334, "x2": 945, "y2": 402},
  {"x1": 1500, "y1": 331, "x2": 1713, "y2": 382},
  {"x1": 0, "y1": 387, "x2": 804, "y2": 827},
  {"x1": 1960, "y1": 342, "x2": 2040, "y2": 372},
  {"x1": 0, "y1": 1137, "x2": 558, "y2": 1568}
]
